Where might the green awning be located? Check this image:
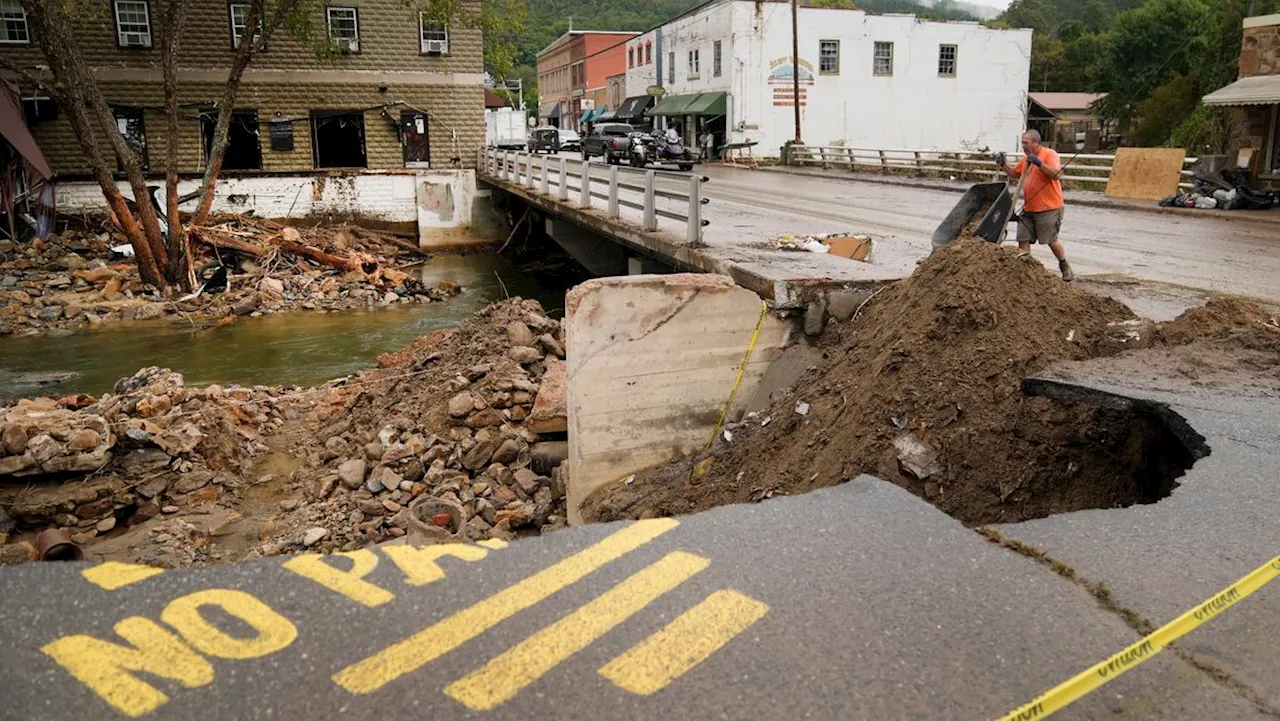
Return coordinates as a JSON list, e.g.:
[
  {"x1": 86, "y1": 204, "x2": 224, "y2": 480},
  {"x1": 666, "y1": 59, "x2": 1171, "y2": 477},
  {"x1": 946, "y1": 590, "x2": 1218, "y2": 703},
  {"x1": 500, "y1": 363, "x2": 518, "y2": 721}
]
[
  {"x1": 579, "y1": 109, "x2": 592, "y2": 123},
  {"x1": 648, "y1": 93, "x2": 699, "y2": 116},
  {"x1": 649, "y1": 91, "x2": 727, "y2": 117},
  {"x1": 590, "y1": 107, "x2": 608, "y2": 121},
  {"x1": 685, "y1": 92, "x2": 727, "y2": 116}
]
